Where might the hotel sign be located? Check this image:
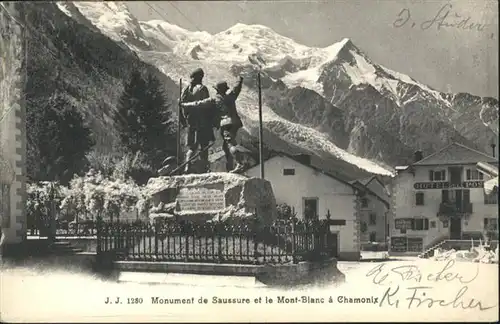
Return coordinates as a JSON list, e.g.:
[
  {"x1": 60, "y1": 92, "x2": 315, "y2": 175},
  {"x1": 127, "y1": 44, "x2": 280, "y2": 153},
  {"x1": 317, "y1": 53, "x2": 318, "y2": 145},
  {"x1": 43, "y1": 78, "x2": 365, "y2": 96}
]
[
  {"x1": 395, "y1": 218, "x2": 412, "y2": 229},
  {"x1": 413, "y1": 181, "x2": 484, "y2": 190}
]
